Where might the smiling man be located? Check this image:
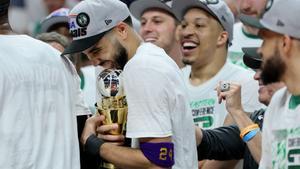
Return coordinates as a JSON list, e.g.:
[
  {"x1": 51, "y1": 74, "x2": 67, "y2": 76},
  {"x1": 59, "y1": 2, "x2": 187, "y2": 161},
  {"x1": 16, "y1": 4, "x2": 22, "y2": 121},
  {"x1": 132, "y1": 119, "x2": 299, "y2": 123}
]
[
  {"x1": 62, "y1": 0, "x2": 198, "y2": 168},
  {"x1": 129, "y1": 0, "x2": 185, "y2": 68},
  {"x1": 172, "y1": 0, "x2": 262, "y2": 168}
]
